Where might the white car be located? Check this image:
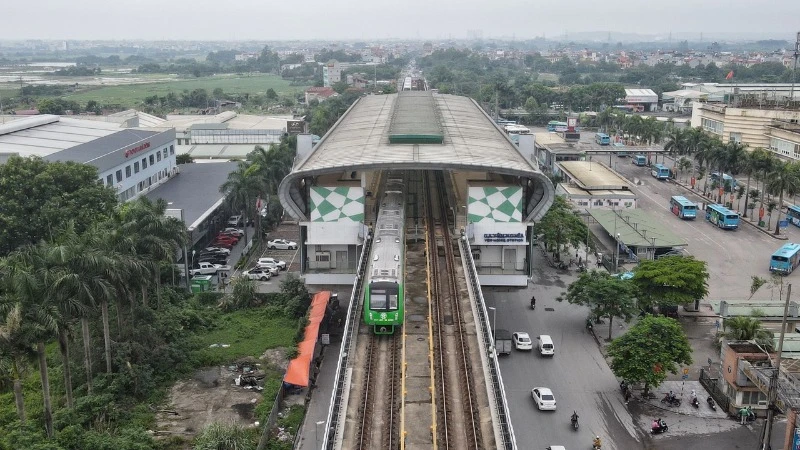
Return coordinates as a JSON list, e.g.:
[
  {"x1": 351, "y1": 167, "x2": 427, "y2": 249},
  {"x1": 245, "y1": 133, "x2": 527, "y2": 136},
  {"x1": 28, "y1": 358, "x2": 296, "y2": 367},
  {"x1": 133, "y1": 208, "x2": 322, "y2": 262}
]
[
  {"x1": 227, "y1": 215, "x2": 242, "y2": 226},
  {"x1": 531, "y1": 387, "x2": 557, "y2": 410},
  {"x1": 267, "y1": 239, "x2": 297, "y2": 250},
  {"x1": 257, "y1": 257, "x2": 286, "y2": 270},
  {"x1": 254, "y1": 262, "x2": 280, "y2": 275},
  {"x1": 204, "y1": 247, "x2": 231, "y2": 255},
  {"x1": 222, "y1": 227, "x2": 245, "y2": 237},
  {"x1": 513, "y1": 332, "x2": 533, "y2": 351},
  {"x1": 242, "y1": 268, "x2": 272, "y2": 281}
]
